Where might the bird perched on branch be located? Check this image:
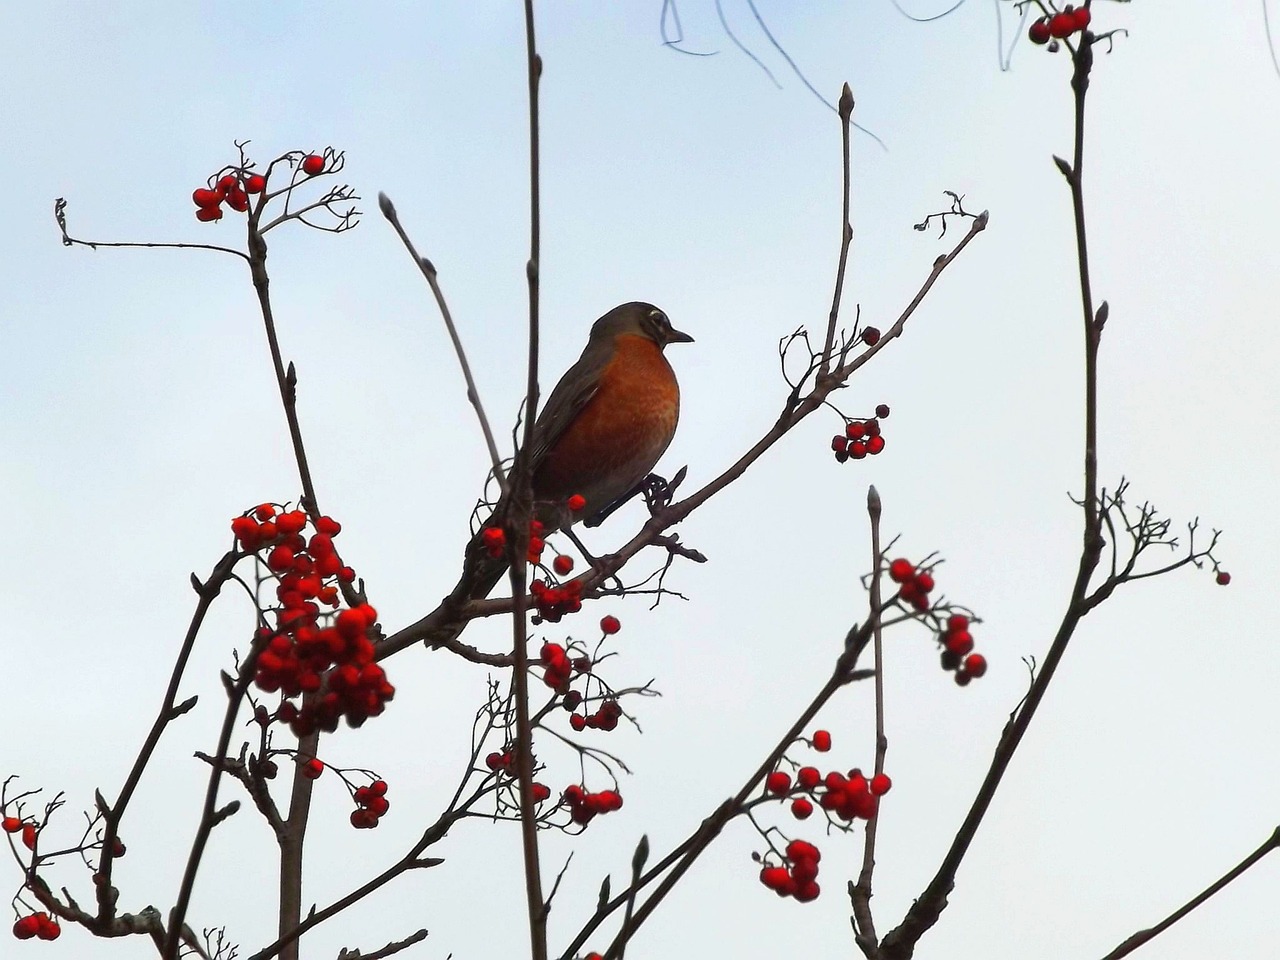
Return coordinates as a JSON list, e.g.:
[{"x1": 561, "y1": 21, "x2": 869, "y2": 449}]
[{"x1": 456, "y1": 300, "x2": 693, "y2": 601}]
